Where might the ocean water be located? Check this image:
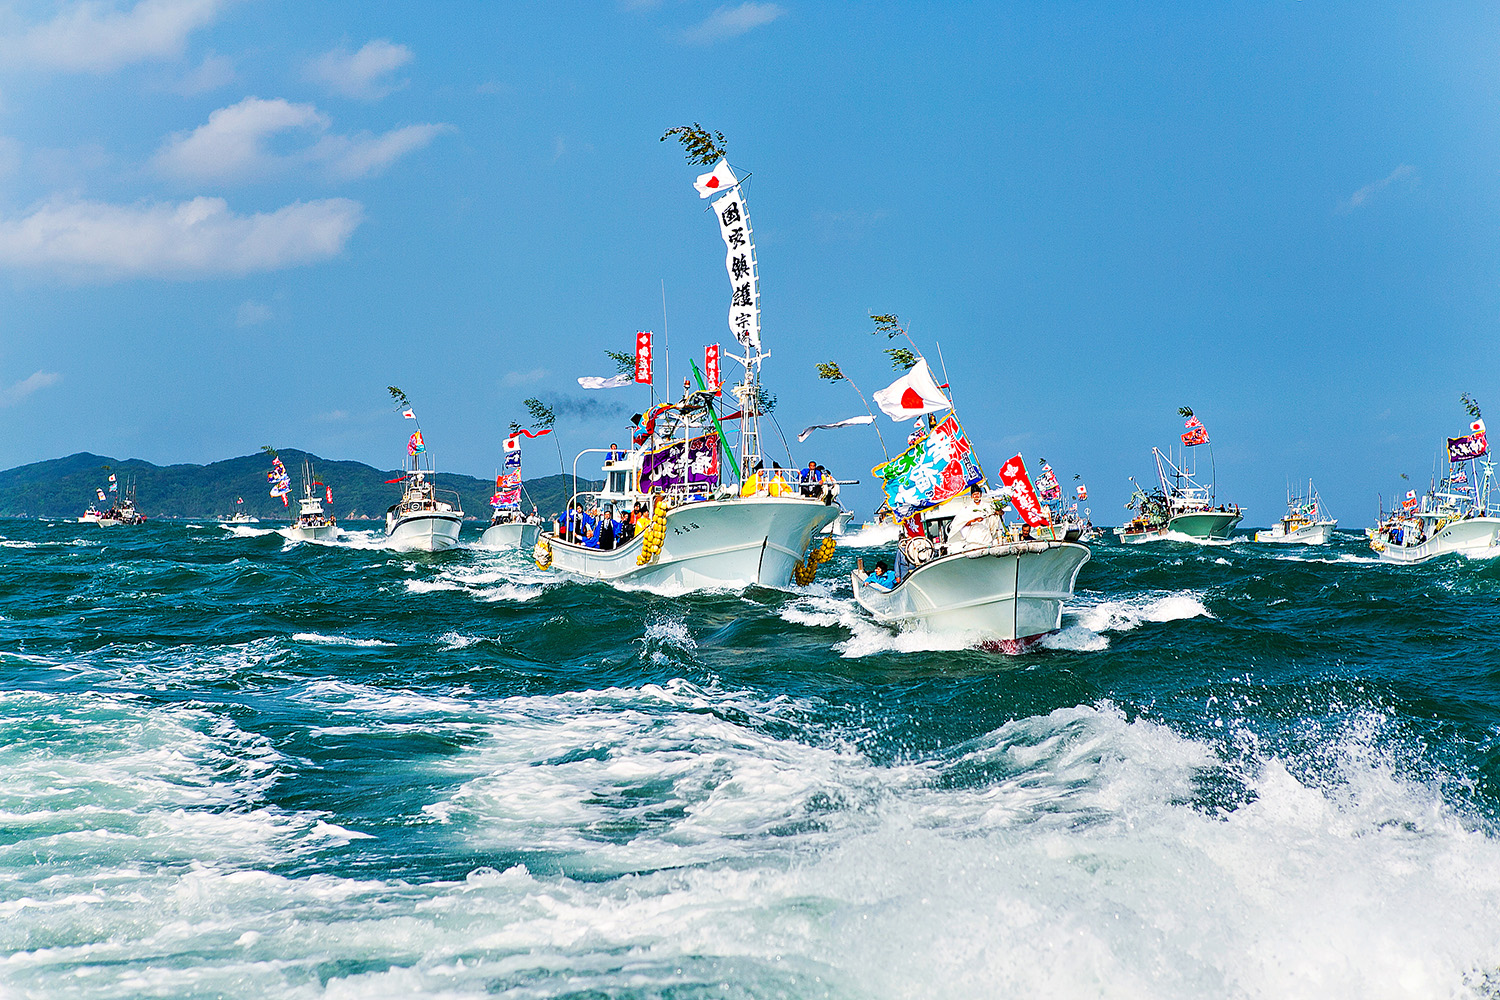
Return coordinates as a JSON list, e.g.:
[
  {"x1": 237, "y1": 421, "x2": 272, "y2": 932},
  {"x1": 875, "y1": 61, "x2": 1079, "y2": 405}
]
[{"x1": 1, "y1": 519, "x2": 1498, "y2": 999}]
